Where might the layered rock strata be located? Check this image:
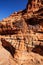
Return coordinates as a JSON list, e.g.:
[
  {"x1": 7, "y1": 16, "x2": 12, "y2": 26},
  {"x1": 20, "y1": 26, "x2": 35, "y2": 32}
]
[{"x1": 0, "y1": 0, "x2": 43, "y2": 65}]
